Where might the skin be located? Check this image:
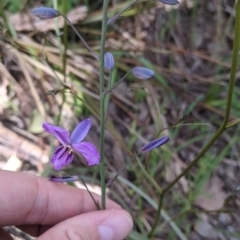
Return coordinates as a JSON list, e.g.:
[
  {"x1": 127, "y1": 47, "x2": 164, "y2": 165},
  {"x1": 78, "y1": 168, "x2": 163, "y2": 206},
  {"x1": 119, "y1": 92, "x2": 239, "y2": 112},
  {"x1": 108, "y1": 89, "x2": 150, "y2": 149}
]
[{"x1": 0, "y1": 170, "x2": 133, "y2": 240}]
